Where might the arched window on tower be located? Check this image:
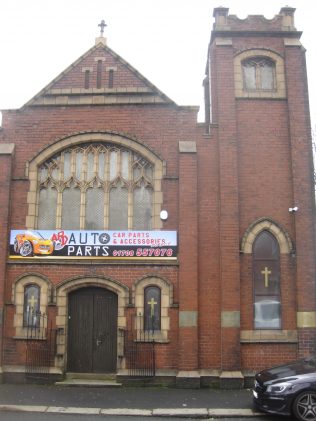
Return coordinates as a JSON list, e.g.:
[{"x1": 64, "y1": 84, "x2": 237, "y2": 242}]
[
  {"x1": 242, "y1": 57, "x2": 276, "y2": 91},
  {"x1": 253, "y1": 231, "x2": 281, "y2": 329}
]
